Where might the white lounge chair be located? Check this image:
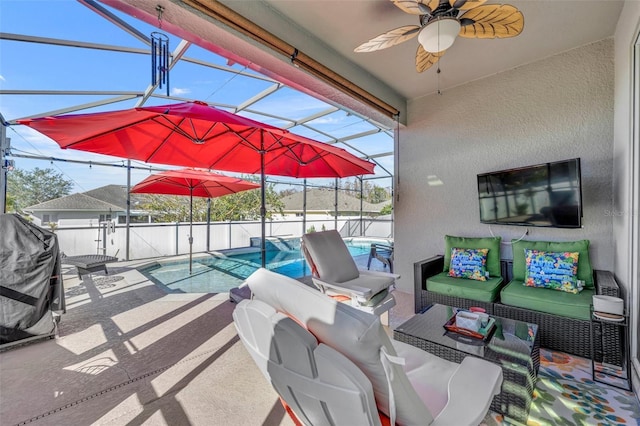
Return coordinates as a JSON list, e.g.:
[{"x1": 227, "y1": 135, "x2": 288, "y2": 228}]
[
  {"x1": 235, "y1": 268, "x2": 503, "y2": 426},
  {"x1": 301, "y1": 230, "x2": 397, "y2": 317},
  {"x1": 234, "y1": 299, "x2": 382, "y2": 425}
]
